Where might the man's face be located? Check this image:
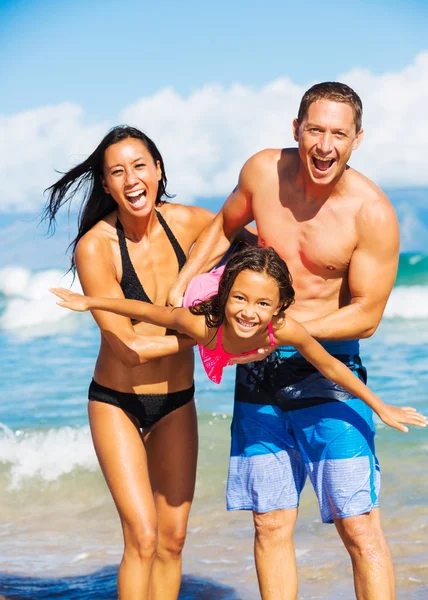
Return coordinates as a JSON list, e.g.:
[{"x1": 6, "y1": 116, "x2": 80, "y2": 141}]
[{"x1": 293, "y1": 99, "x2": 363, "y2": 186}]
